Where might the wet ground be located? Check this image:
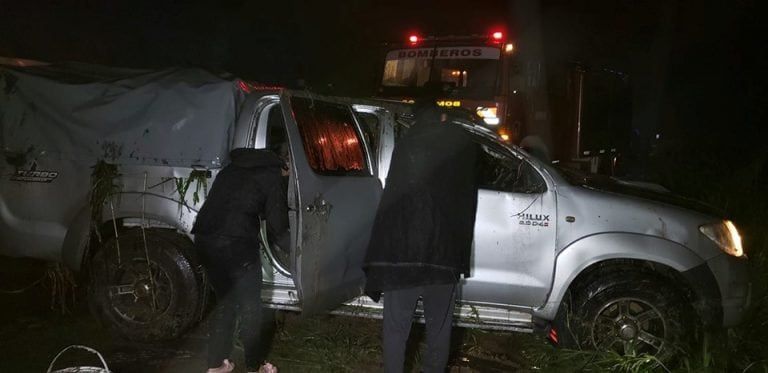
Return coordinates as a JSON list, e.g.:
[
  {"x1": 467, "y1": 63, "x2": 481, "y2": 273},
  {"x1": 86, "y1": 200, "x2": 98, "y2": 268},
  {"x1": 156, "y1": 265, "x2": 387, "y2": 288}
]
[{"x1": 0, "y1": 257, "x2": 533, "y2": 373}]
